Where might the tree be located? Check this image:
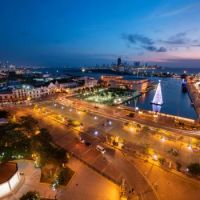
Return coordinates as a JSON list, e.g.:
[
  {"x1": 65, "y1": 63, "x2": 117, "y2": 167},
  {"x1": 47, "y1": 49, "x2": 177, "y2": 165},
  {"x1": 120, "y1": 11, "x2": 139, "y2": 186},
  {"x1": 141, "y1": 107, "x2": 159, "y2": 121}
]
[
  {"x1": 0, "y1": 110, "x2": 9, "y2": 118},
  {"x1": 142, "y1": 126, "x2": 150, "y2": 133},
  {"x1": 19, "y1": 115, "x2": 38, "y2": 136},
  {"x1": 34, "y1": 128, "x2": 52, "y2": 142},
  {"x1": 20, "y1": 191, "x2": 40, "y2": 200},
  {"x1": 188, "y1": 163, "x2": 200, "y2": 176},
  {"x1": 128, "y1": 113, "x2": 135, "y2": 118},
  {"x1": 137, "y1": 124, "x2": 141, "y2": 129}
]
